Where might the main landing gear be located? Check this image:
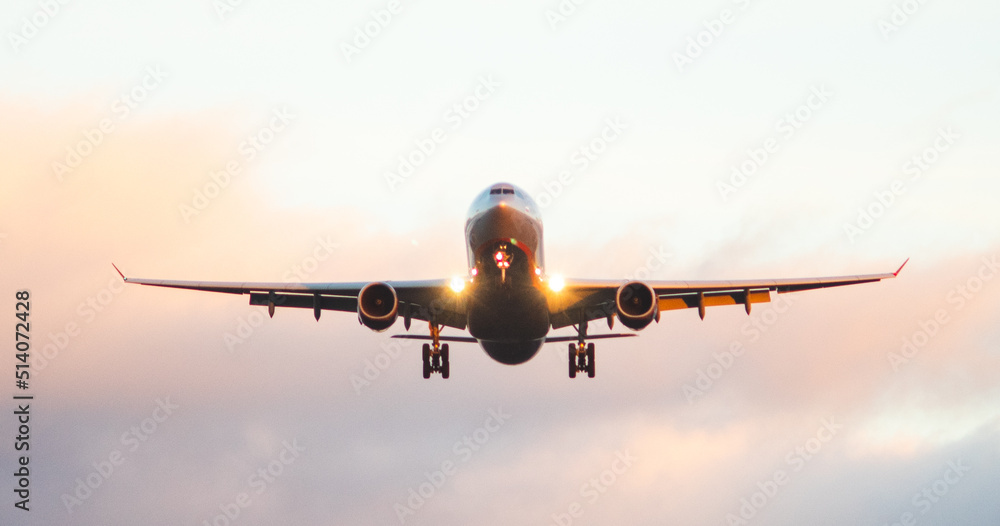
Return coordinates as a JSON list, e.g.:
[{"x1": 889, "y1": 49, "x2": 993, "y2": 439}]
[
  {"x1": 422, "y1": 323, "x2": 450, "y2": 379},
  {"x1": 568, "y1": 342, "x2": 595, "y2": 378},
  {"x1": 568, "y1": 318, "x2": 595, "y2": 379}
]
